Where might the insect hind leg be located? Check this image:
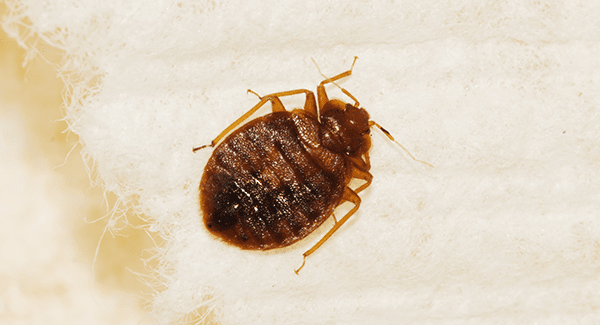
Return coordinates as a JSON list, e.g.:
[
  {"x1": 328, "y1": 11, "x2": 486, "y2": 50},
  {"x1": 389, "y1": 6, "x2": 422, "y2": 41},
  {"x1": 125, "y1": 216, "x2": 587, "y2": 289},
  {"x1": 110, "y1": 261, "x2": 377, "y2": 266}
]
[{"x1": 295, "y1": 187, "x2": 361, "y2": 274}]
